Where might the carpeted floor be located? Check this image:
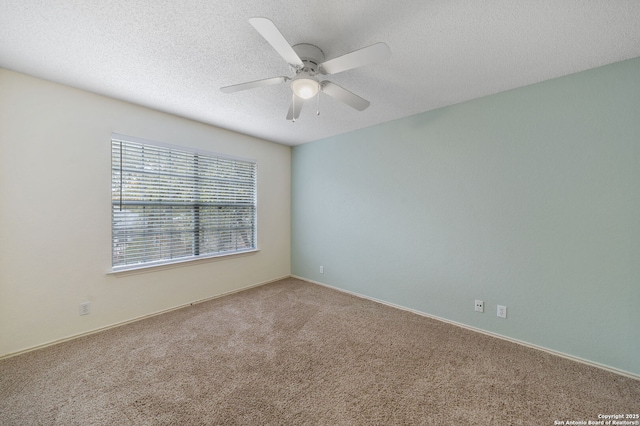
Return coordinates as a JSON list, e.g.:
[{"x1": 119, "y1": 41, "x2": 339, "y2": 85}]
[{"x1": 1, "y1": 277, "x2": 638, "y2": 425}]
